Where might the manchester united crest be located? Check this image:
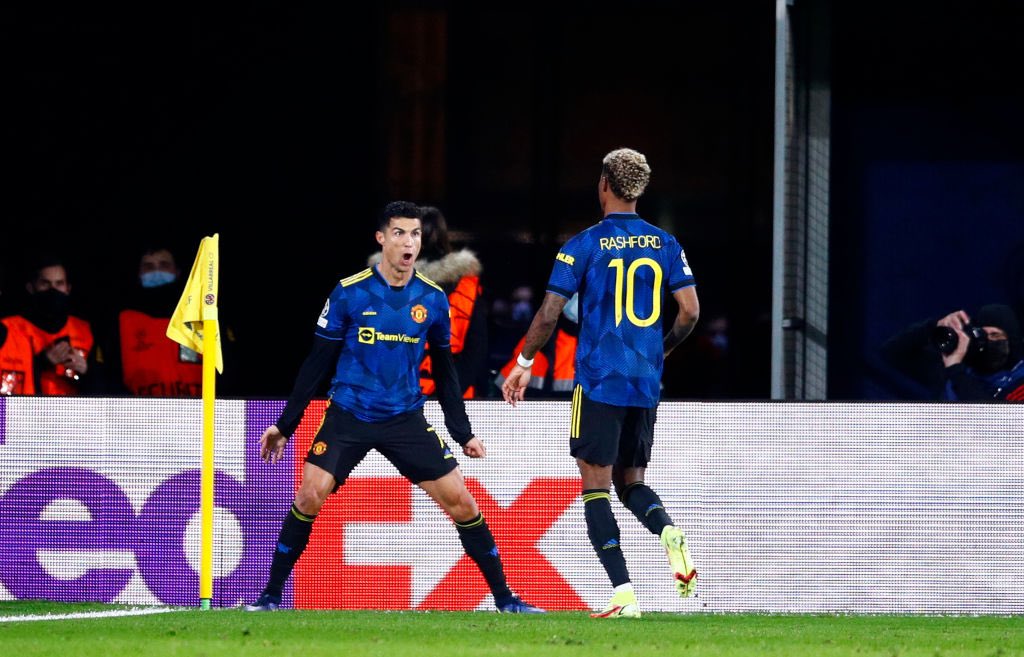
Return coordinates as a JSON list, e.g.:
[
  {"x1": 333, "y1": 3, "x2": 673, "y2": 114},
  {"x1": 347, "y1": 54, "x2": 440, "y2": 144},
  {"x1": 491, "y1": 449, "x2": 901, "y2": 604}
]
[
  {"x1": 312, "y1": 441, "x2": 327, "y2": 455},
  {"x1": 411, "y1": 304, "x2": 428, "y2": 323}
]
